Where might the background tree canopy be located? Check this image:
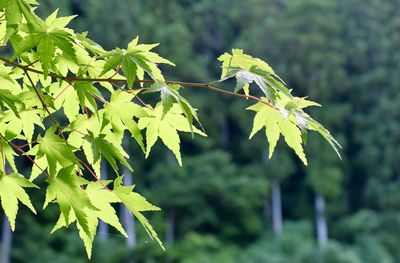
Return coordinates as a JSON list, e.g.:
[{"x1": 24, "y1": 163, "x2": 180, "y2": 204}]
[{"x1": 0, "y1": 0, "x2": 399, "y2": 263}]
